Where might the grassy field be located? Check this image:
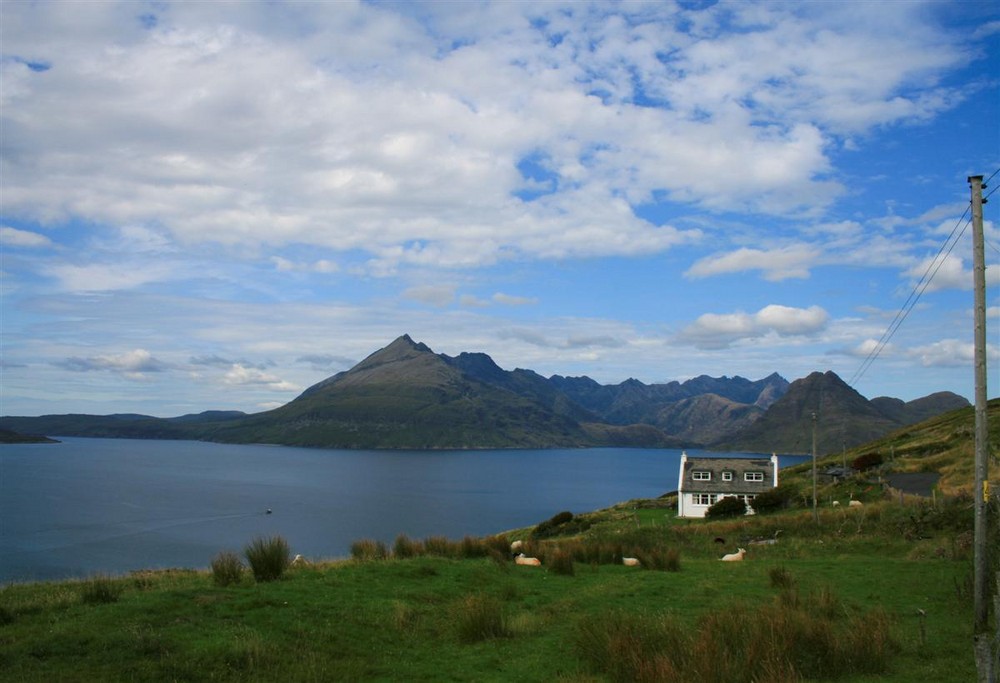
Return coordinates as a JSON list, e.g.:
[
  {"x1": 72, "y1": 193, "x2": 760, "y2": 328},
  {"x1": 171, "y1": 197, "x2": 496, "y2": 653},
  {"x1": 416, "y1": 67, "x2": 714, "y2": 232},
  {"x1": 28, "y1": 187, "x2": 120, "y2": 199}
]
[{"x1": 0, "y1": 490, "x2": 986, "y2": 682}]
